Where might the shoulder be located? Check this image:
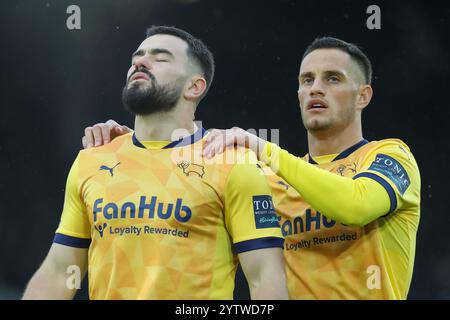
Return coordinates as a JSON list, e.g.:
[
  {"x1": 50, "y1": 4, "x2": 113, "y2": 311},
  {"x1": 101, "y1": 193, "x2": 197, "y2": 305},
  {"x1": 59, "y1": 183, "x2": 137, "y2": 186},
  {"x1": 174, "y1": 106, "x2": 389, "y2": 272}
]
[
  {"x1": 78, "y1": 133, "x2": 133, "y2": 159},
  {"x1": 220, "y1": 146, "x2": 266, "y2": 185},
  {"x1": 370, "y1": 138, "x2": 412, "y2": 151},
  {"x1": 75, "y1": 133, "x2": 133, "y2": 177},
  {"x1": 206, "y1": 145, "x2": 259, "y2": 170},
  {"x1": 363, "y1": 138, "x2": 417, "y2": 164},
  {"x1": 359, "y1": 138, "x2": 420, "y2": 192}
]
